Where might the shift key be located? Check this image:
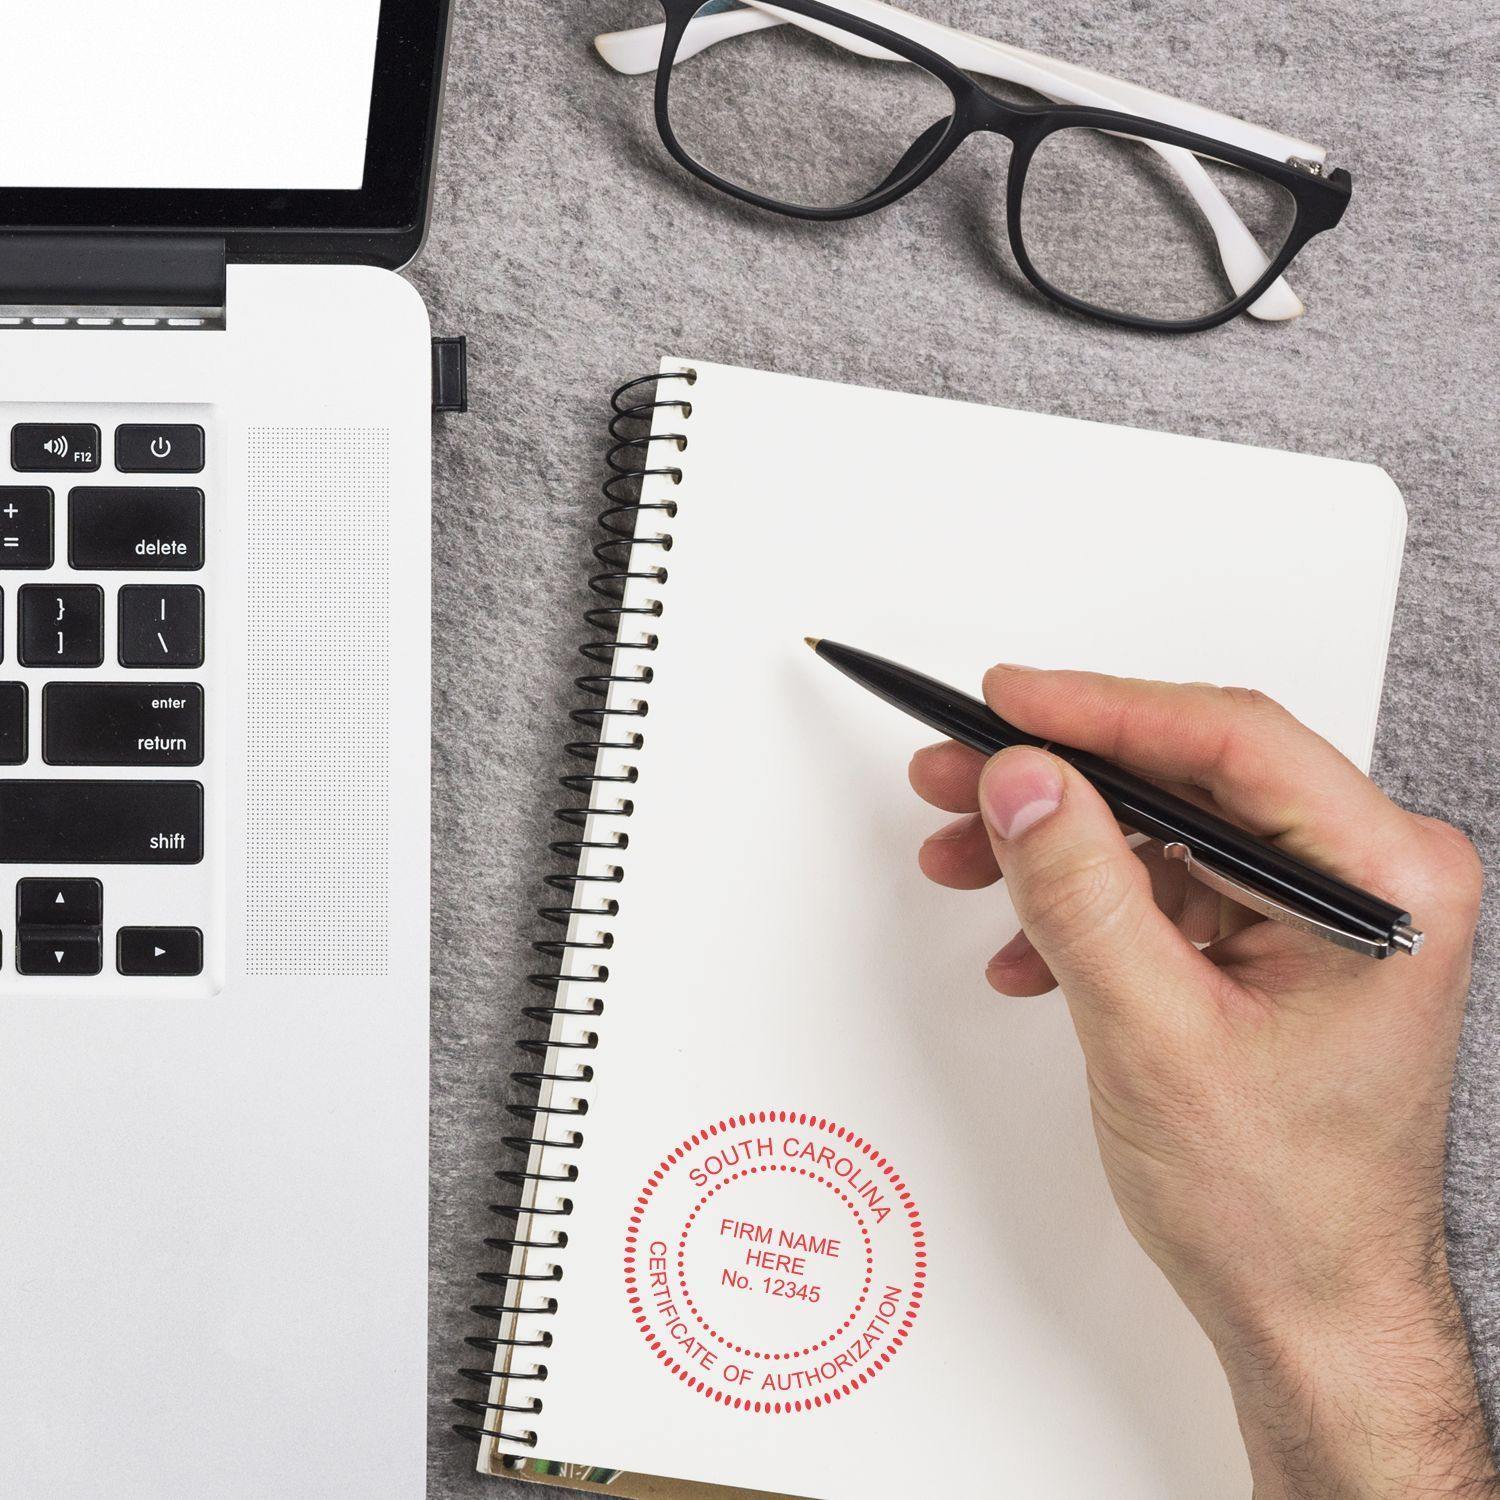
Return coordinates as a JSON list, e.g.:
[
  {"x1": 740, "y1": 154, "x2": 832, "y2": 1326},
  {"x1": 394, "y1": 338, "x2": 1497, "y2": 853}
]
[
  {"x1": 0, "y1": 780, "x2": 202, "y2": 863},
  {"x1": 69, "y1": 488, "x2": 203, "y2": 570}
]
